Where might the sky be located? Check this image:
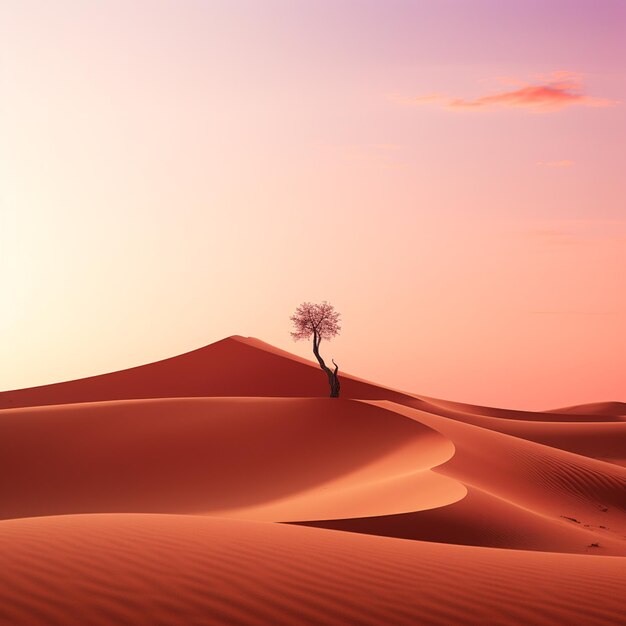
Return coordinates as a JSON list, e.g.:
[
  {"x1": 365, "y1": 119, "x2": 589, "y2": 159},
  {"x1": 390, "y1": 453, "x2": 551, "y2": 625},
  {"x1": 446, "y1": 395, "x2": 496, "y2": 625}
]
[{"x1": 1, "y1": 0, "x2": 624, "y2": 410}]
